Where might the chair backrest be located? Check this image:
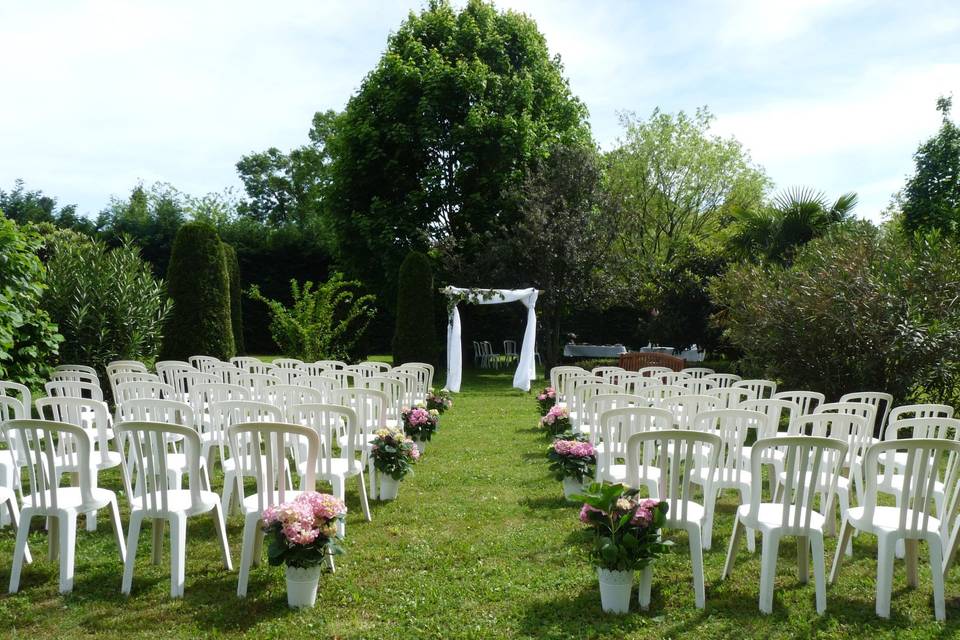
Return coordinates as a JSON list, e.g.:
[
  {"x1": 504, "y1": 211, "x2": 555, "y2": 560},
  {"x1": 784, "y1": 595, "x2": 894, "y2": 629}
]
[
  {"x1": 583, "y1": 394, "x2": 644, "y2": 443},
  {"x1": 562, "y1": 373, "x2": 598, "y2": 411},
  {"x1": 236, "y1": 372, "x2": 281, "y2": 402},
  {"x1": 393, "y1": 364, "x2": 432, "y2": 398},
  {"x1": 617, "y1": 372, "x2": 649, "y2": 395},
  {"x1": 592, "y1": 366, "x2": 625, "y2": 384},
  {"x1": 116, "y1": 397, "x2": 195, "y2": 429},
  {"x1": 503, "y1": 340, "x2": 518, "y2": 356},
  {"x1": 287, "y1": 403, "x2": 359, "y2": 474},
  {"x1": 746, "y1": 436, "x2": 848, "y2": 534},
  {"x1": 296, "y1": 362, "x2": 330, "y2": 377},
  {"x1": 178, "y1": 370, "x2": 221, "y2": 399},
  {"x1": 55, "y1": 364, "x2": 98, "y2": 376},
  {"x1": 44, "y1": 379, "x2": 103, "y2": 402},
  {"x1": 315, "y1": 360, "x2": 347, "y2": 371},
  {"x1": 209, "y1": 400, "x2": 284, "y2": 465},
  {"x1": 679, "y1": 377, "x2": 717, "y2": 395},
  {"x1": 661, "y1": 394, "x2": 721, "y2": 430},
  {"x1": 549, "y1": 367, "x2": 587, "y2": 404},
  {"x1": 6, "y1": 419, "x2": 96, "y2": 511},
  {"x1": 739, "y1": 398, "x2": 801, "y2": 437},
  {"x1": 362, "y1": 361, "x2": 392, "y2": 374},
  {"x1": 0, "y1": 381, "x2": 31, "y2": 417},
  {"x1": 692, "y1": 409, "x2": 768, "y2": 483},
  {"x1": 187, "y1": 383, "x2": 250, "y2": 428},
  {"x1": 799, "y1": 412, "x2": 870, "y2": 472},
  {"x1": 681, "y1": 367, "x2": 714, "y2": 379},
  {"x1": 703, "y1": 373, "x2": 742, "y2": 389},
  {"x1": 382, "y1": 371, "x2": 419, "y2": 409},
  {"x1": 296, "y1": 375, "x2": 340, "y2": 401},
  {"x1": 659, "y1": 371, "x2": 691, "y2": 386},
  {"x1": 334, "y1": 388, "x2": 388, "y2": 440},
  {"x1": 207, "y1": 363, "x2": 243, "y2": 385},
  {"x1": 0, "y1": 394, "x2": 27, "y2": 421},
  {"x1": 331, "y1": 370, "x2": 360, "y2": 389},
  {"x1": 114, "y1": 381, "x2": 174, "y2": 409},
  {"x1": 118, "y1": 421, "x2": 204, "y2": 513},
  {"x1": 732, "y1": 379, "x2": 777, "y2": 400},
  {"x1": 863, "y1": 439, "x2": 960, "y2": 539},
  {"x1": 272, "y1": 358, "x2": 305, "y2": 370},
  {"x1": 626, "y1": 429, "x2": 722, "y2": 525},
  {"x1": 268, "y1": 385, "x2": 324, "y2": 419},
  {"x1": 637, "y1": 385, "x2": 686, "y2": 405},
  {"x1": 106, "y1": 360, "x2": 148, "y2": 378},
  {"x1": 227, "y1": 421, "x2": 319, "y2": 514},
  {"x1": 156, "y1": 363, "x2": 195, "y2": 397},
  {"x1": 572, "y1": 381, "x2": 622, "y2": 428},
  {"x1": 598, "y1": 407, "x2": 673, "y2": 473},
  {"x1": 815, "y1": 401, "x2": 877, "y2": 434},
  {"x1": 188, "y1": 355, "x2": 220, "y2": 373},
  {"x1": 229, "y1": 356, "x2": 262, "y2": 371},
  {"x1": 705, "y1": 386, "x2": 753, "y2": 409},
  {"x1": 50, "y1": 369, "x2": 100, "y2": 387},
  {"x1": 346, "y1": 364, "x2": 379, "y2": 379},
  {"x1": 839, "y1": 391, "x2": 893, "y2": 435},
  {"x1": 885, "y1": 404, "x2": 955, "y2": 440},
  {"x1": 35, "y1": 396, "x2": 113, "y2": 466},
  {"x1": 109, "y1": 371, "x2": 161, "y2": 402},
  {"x1": 272, "y1": 368, "x2": 303, "y2": 385},
  {"x1": 773, "y1": 390, "x2": 825, "y2": 416},
  {"x1": 638, "y1": 366, "x2": 672, "y2": 378},
  {"x1": 885, "y1": 417, "x2": 960, "y2": 442}
]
